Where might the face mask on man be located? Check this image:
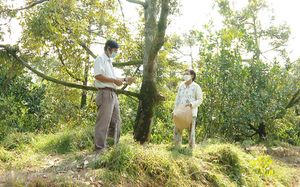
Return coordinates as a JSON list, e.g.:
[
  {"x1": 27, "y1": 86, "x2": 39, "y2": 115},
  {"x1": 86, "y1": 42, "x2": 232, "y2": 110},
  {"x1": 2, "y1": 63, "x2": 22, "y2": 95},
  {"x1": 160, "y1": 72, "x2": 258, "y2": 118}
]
[
  {"x1": 183, "y1": 75, "x2": 192, "y2": 82},
  {"x1": 109, "y1": 52, "x2": 117, "y2": 58}
]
